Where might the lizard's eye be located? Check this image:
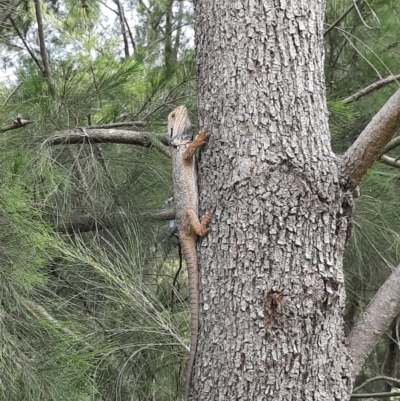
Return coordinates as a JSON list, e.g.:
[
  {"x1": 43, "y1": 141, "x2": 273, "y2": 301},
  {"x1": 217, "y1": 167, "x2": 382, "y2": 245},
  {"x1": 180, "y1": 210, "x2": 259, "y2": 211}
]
[{"x1": 171, "y1": 113, "x2": 176, "y2": 118}]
